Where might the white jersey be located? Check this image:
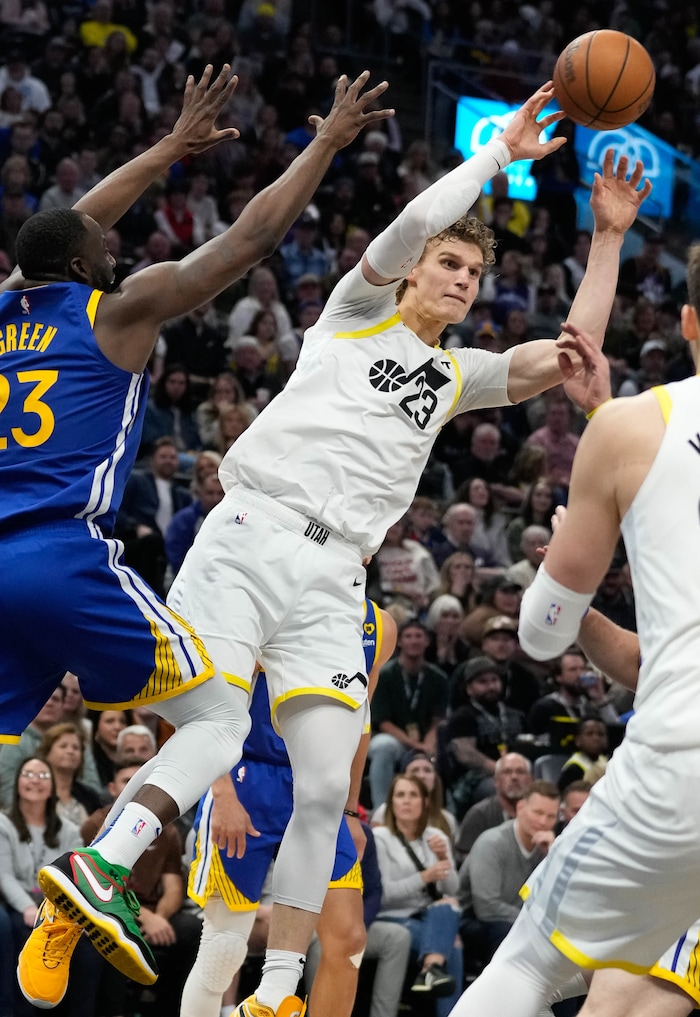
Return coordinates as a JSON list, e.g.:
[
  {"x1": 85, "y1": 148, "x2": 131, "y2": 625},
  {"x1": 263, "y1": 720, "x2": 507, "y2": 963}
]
[
  {"x1": 220, "y1": 265, "x2": 514, "y2": 554},
  {"x1": 621, "y1": 378, "x2": 700, "y2": 751}
]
